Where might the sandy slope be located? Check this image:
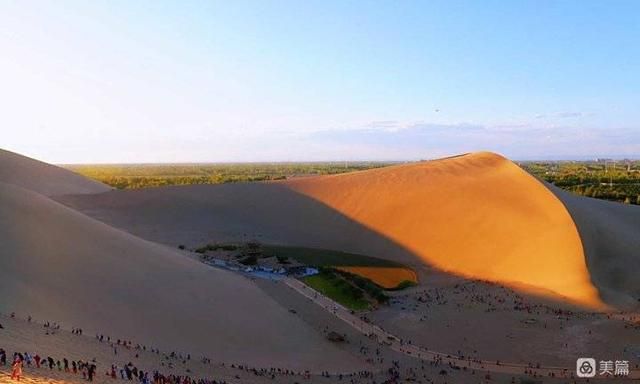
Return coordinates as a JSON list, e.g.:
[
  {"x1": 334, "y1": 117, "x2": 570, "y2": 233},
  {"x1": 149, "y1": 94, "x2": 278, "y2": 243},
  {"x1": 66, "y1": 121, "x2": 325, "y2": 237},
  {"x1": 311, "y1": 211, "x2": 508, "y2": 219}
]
[
  {"x1": 0, "y1": 149, "x2": 110, "y2": 196},
  {"x1": 56, "y1": 183, "x2": 420, "y2": 266},
  {"x1": 0, "y1": 182, "x2": 365, "y2": 370},
  {"x1": 58, "y1": 152, "x2": 607, "y2": 308},
  {"x1": 551, "y1": 185, "x2": 640, "y2": 308},
  {"x1": 285, "y1": 152, "x2": 601, "y2": 307}
]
